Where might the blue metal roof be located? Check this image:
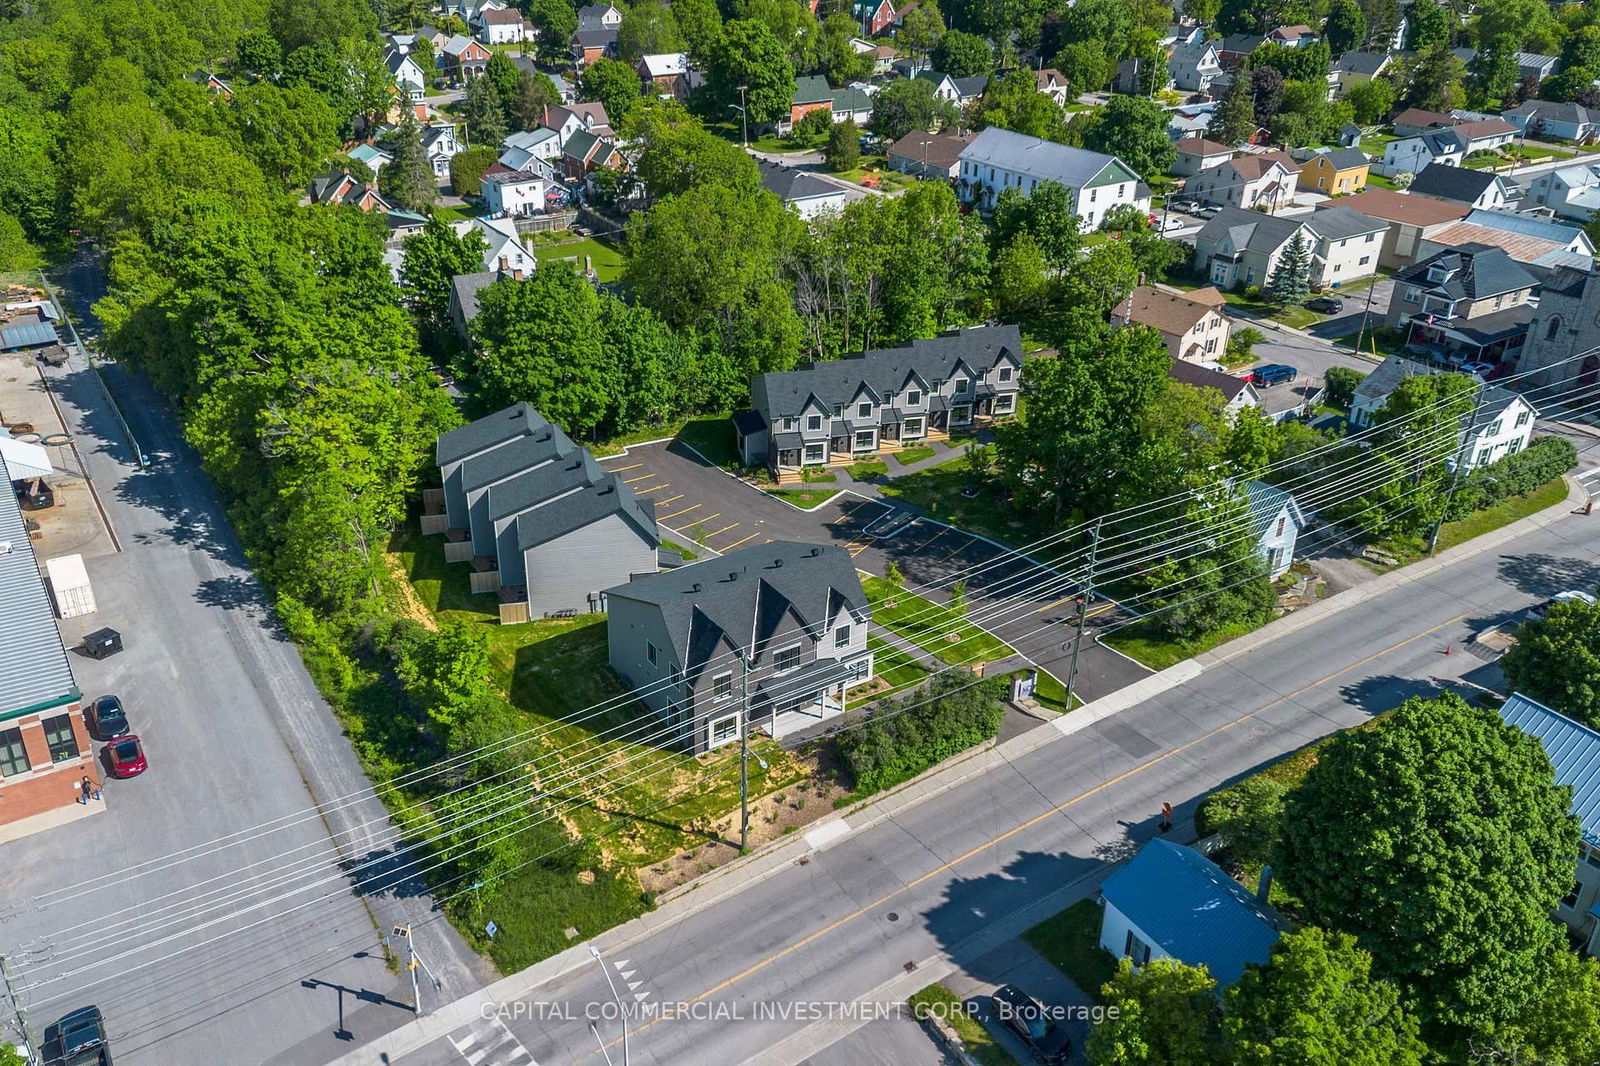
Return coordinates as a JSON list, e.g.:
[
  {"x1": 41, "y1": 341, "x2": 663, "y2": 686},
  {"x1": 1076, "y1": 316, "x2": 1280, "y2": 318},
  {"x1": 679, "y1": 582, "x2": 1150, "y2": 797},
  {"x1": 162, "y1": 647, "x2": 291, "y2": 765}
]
[
  {"x1": 1500, "y1": 692, "x2": 1600, "y2": 847},
  {"x1": 1099, "y1": 839, "x2": 1281, "y2": 986},
  {"x1": 0, "y1": 320, "x2": 57, "y2": 351}
]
